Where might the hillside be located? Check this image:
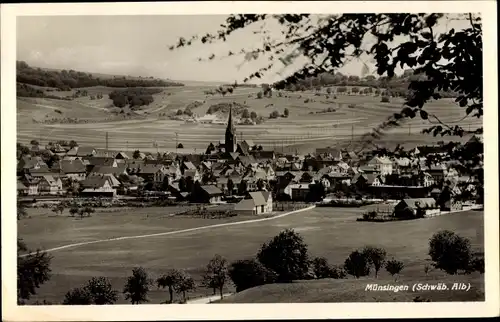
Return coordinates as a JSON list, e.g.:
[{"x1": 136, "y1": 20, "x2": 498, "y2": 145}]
[{"x1": 218, "y1": 273, "x2": 484, "y2": 303}]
